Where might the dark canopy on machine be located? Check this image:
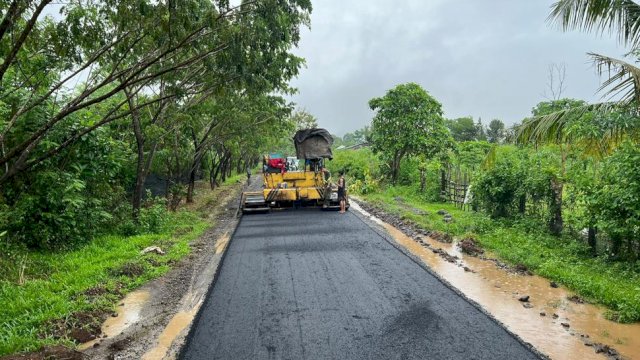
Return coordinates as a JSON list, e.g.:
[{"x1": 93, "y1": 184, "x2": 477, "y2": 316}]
[{"x1": 293, "y1": 128, "x2": 334, "y2": 160}]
